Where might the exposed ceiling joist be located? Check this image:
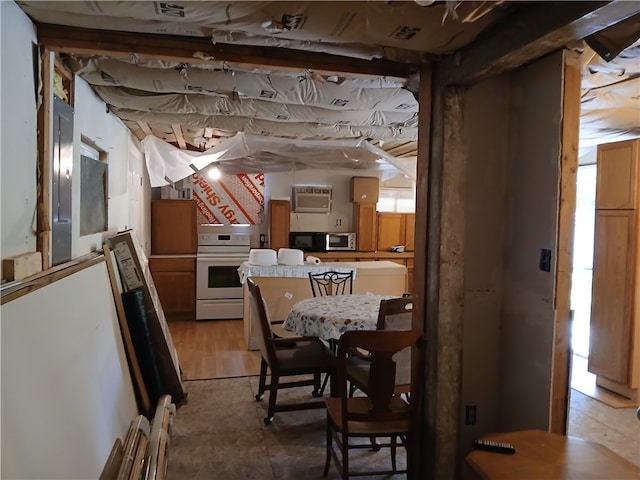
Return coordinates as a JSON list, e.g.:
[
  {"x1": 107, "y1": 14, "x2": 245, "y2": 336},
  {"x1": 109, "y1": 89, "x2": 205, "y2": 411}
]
[
  {"x1": 171, "y1": 124, "x2": 187, "y2": 149},
  {"x1": 383, "y1": 142, "x2": 420, "y2": 158},
  {"x1": 35, "y1": 23, "x2": 418, "y2": 81},
  {"x1": 137, "y1": 121, "x2": 152, "y2": 136},
  {"x1": 442, "y1": 0, "x2": 640, "y2": 85}
]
